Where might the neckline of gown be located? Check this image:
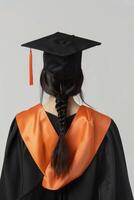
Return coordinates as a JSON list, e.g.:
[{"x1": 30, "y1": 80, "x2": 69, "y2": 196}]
[
  {"x1": 46, "y1": 111, "x2": 76, "y2": 119},
  {"x1": 46, "y1": 111, "x2": 76, "y2": 135}
]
